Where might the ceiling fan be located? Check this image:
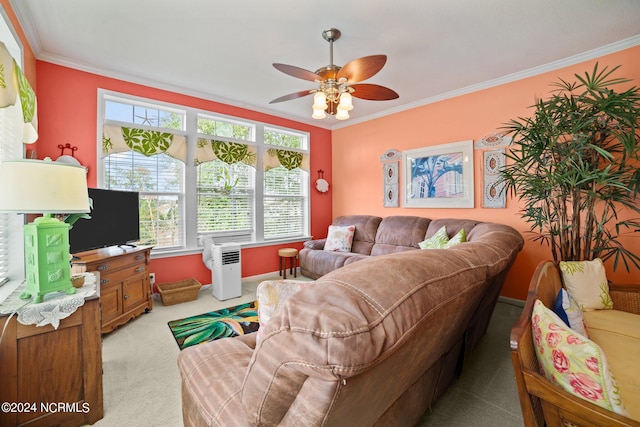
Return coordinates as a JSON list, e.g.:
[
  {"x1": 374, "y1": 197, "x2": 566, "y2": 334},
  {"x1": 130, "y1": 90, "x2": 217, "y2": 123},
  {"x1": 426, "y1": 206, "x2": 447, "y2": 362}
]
[{"x1": 269, "y1": 28, "x2": 399, "y2": 120}]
